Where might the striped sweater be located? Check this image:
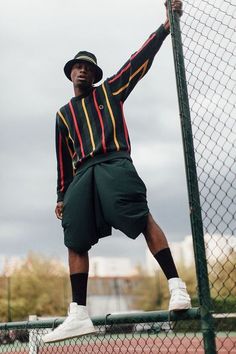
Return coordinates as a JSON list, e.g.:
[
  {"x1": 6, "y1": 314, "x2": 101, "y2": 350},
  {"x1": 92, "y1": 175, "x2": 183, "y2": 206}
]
[{"x1": 56, "y1": 25, "x2": 169, "y2": 202}]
